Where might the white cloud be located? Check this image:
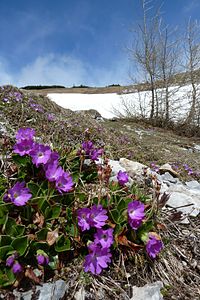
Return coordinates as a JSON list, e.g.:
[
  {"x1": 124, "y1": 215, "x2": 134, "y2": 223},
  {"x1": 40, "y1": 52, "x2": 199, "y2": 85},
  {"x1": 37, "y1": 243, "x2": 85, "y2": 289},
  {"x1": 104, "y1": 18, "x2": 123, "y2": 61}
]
[
  {"x1": 183, "y1": 0, "x2": 200, "y2": 13},
  {"x1": 0, "y1": 53, "x2": 130, "y2": 87},
  {"x1": 0, "y1": 58, "x2": 14, "y2": 85}
]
